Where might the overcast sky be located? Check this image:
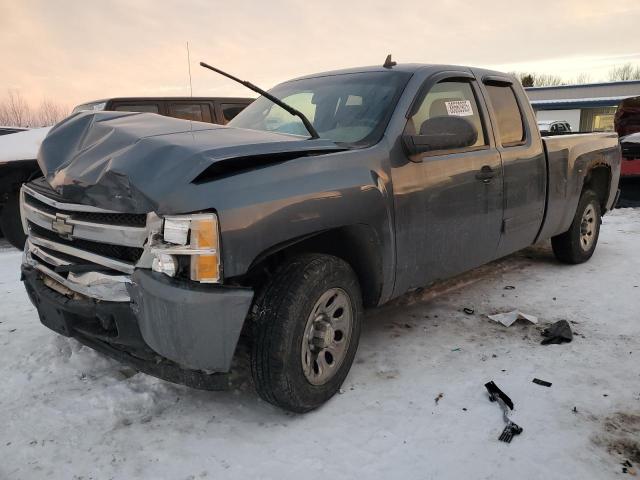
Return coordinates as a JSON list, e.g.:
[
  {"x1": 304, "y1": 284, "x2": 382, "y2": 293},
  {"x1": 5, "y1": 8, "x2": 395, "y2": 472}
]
[{"x1": 1, "y1": 0, "x2": 639, "y2": 109}]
